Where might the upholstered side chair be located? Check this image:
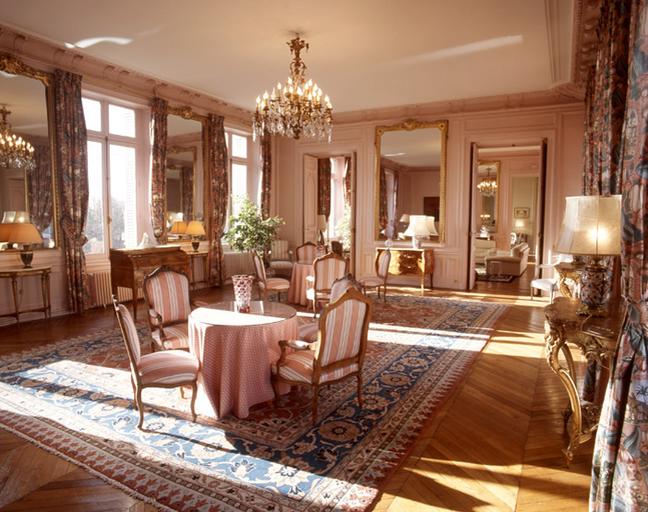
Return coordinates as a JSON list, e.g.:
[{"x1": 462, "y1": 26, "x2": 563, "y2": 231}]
[
  {"x1": 252, "y1": 250, "x2": 290, "y2": 301},
  {"x1": 295, "y1": 241, "x2": 318, "y2": 263},
  {"x1": 268, "y1": 239, "x2": 294, "y2": 278},
  {"x1": 112, "y1": 296, "x2": 199, "y2": 430},
  {"x1": 272, "y1": 287, "x2": 372, "y2": 423},
  {"x1": 143, "y1": 266, "x2": 206, "y2": 352},
  {"x1": 305, "y1": 252, "x2": 348, "y2": 316},
  {"x1": 359, "y1": 249, "x2": 391, "y2": 301}
]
